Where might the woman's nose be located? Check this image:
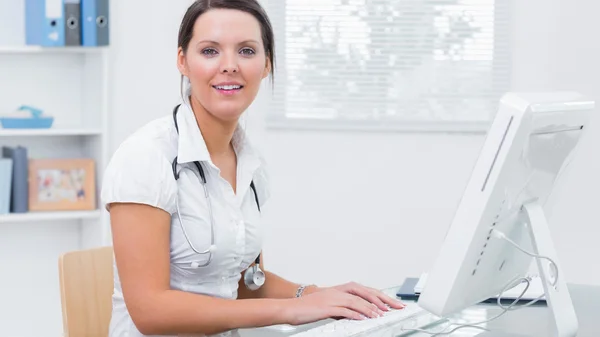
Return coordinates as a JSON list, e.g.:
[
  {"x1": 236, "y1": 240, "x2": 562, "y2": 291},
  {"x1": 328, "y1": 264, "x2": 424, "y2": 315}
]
[{"x1": 220, "y1": 54, "x2": 238, "y2": 73}]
